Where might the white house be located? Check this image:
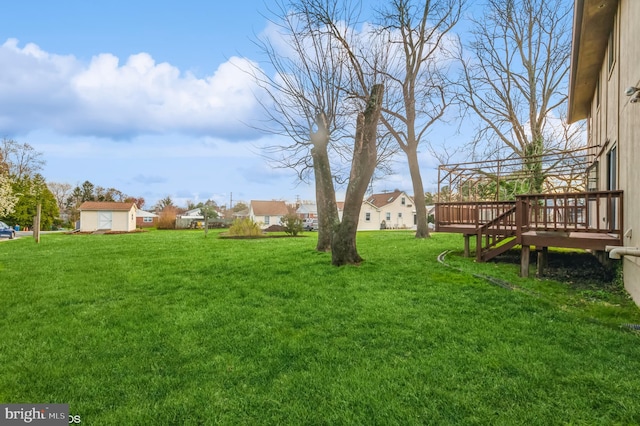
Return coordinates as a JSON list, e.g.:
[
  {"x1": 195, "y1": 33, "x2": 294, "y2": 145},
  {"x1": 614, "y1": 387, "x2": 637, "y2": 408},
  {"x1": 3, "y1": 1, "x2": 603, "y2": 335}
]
[
  {"x1": 357, "y1": 190, "x2": 416, "y2": 231},
  {"x1": 79, "y1": 202, "x2": 137, "y2": 232},
  {"x1": 249, "y1": 200, "x2": 290, "y2": 229},
  {"x1": 296, "y1": 203, "x2": 317, "y2": 219}
]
